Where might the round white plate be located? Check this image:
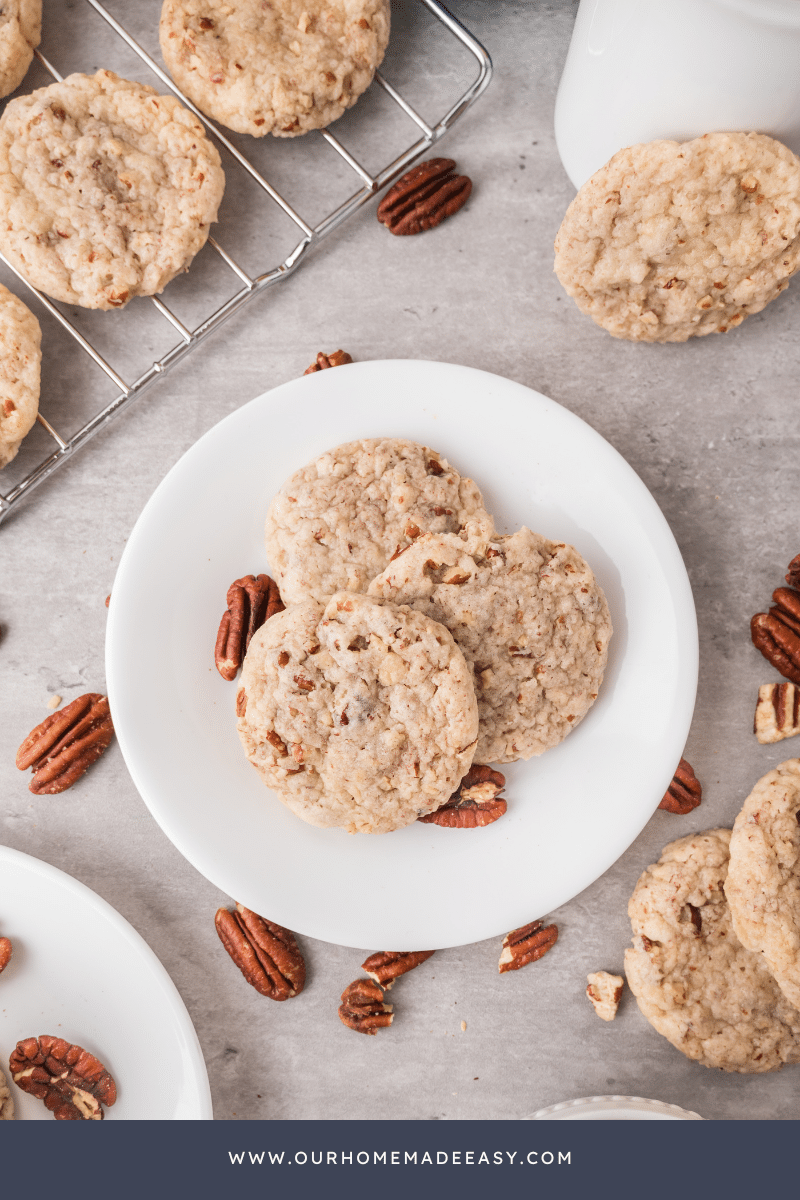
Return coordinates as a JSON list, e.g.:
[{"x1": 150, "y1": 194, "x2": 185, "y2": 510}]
[
  {"x1": 106, "y1": 360, "x2": 697, "y2": 949},
  {"x1": 0, "y1": 845, "x2": 212, "y2": 1119},
  {"x1": 527, "y1": 1095, "x2": 704, "y2": 1121}
]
